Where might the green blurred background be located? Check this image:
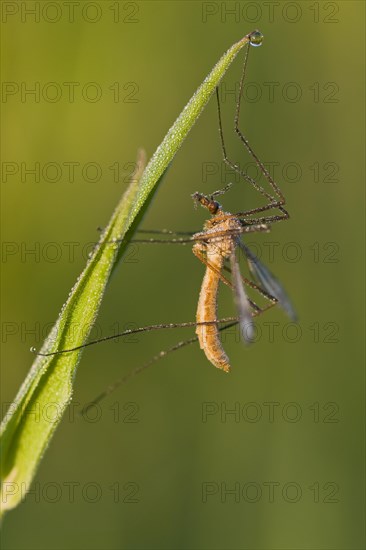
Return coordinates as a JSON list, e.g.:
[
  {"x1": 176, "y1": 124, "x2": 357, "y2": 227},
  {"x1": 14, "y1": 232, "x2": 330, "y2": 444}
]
[{"x1": 1, "y1": 1, "x2": 365, "y2": 548}]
